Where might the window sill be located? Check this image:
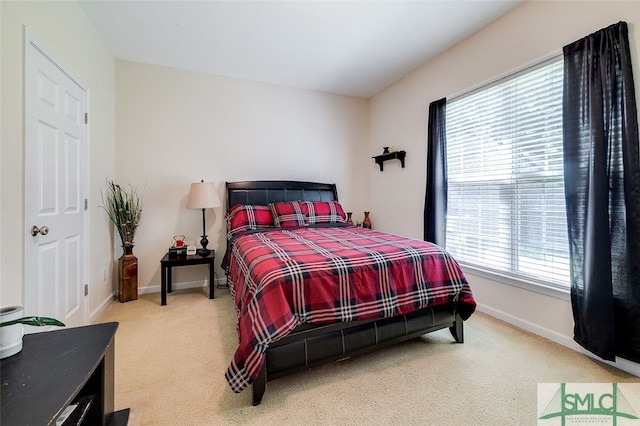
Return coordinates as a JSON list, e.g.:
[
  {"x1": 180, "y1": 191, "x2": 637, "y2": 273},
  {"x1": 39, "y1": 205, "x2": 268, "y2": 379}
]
[{"x1": 459, "y1": 263, "x2": 571, "y2": 301}]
